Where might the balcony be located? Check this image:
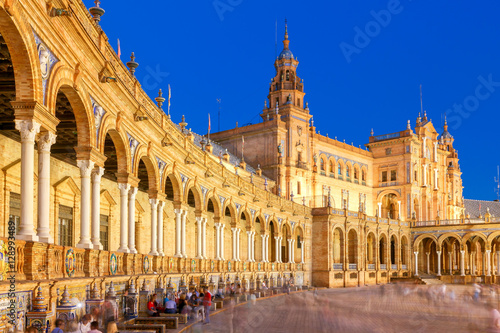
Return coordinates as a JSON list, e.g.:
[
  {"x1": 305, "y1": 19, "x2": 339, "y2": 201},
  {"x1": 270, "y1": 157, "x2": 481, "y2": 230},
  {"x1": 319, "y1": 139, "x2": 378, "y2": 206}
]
[
  {"x1": 333, "y1": 263, "x2": 343, "y2": 270},
  {"x1": 380, "y1": 264, "x2": 387, "y2": 270},
  {"x1": 367, "y1": 264, "x2": 375, "y2": 270},
  {"x1": 348, "y1": 263, "x2": 357, "y2": 270}
]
